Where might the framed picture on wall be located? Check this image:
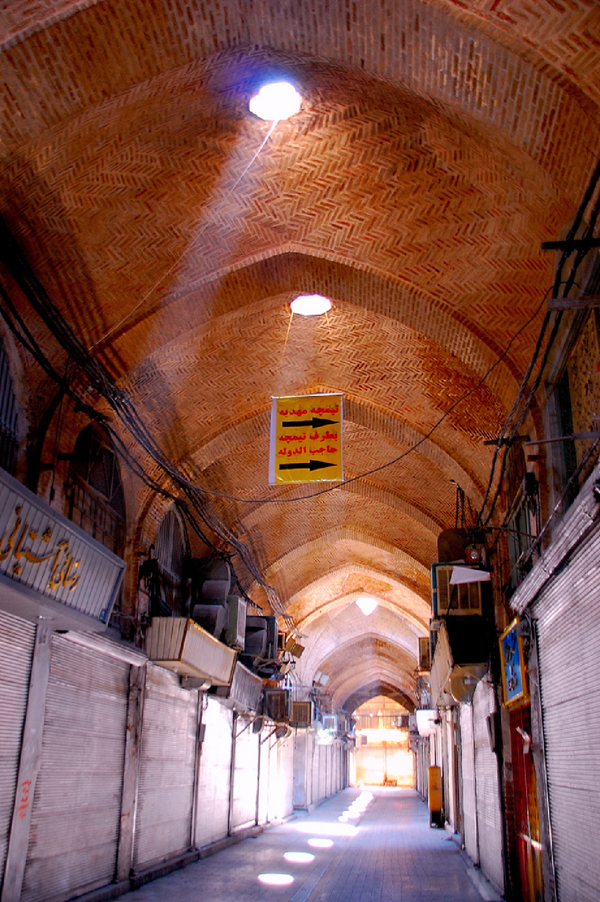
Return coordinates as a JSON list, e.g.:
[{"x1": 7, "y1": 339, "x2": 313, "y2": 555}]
[{"x1": 499, "y1": 617, "x2": 528, "y2": 707}]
